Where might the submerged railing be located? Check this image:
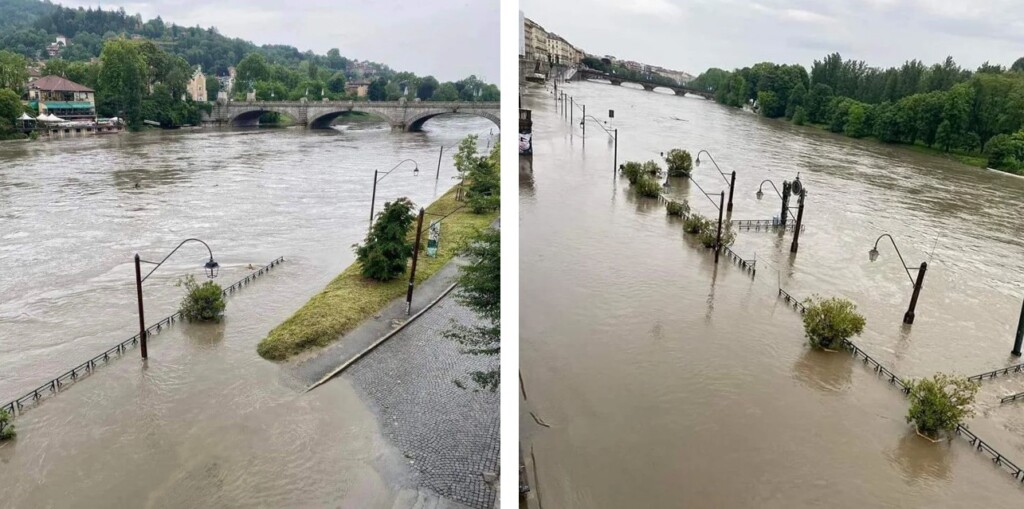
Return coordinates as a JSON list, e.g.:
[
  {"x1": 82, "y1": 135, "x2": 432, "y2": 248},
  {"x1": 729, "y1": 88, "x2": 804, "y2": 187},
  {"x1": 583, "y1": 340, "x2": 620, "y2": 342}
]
[
  {"x1": 776, "y1": 288, "x2": 1024, "y2": 482},
  {"x1": 967, "y1": 363, "x2": 1024, "y2": 383},
  {"x1": 1, "y1": 257, "x2": 285, "y2": 419},
  {"x1": 732, "y1": 218, "x2": 803, "y2": 232}
]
